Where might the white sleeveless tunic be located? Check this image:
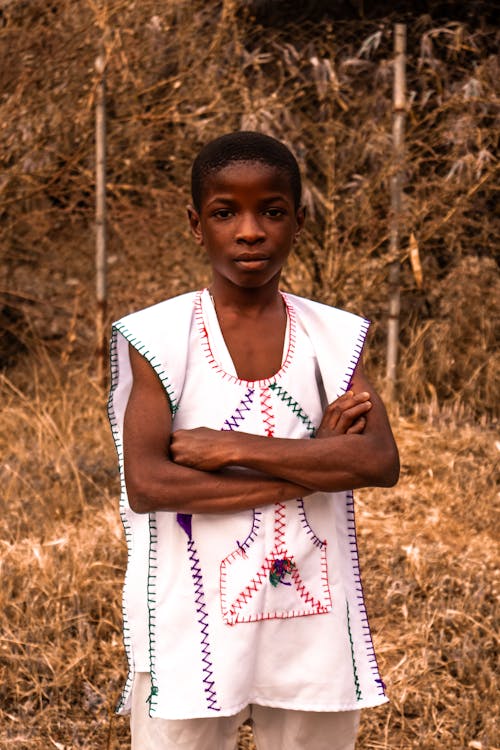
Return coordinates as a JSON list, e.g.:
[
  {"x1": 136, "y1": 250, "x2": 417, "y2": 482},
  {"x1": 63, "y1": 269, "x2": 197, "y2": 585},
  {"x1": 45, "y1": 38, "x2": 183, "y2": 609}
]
[{"x1": 108, "y1": 289, "x2": 388, "y2": 719}]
